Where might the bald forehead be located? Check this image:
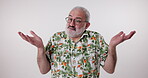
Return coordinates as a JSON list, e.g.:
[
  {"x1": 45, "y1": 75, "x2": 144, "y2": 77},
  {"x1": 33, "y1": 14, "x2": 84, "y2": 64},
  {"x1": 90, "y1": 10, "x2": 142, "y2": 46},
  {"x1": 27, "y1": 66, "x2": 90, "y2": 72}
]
[{"x1": 69, "y1": 9, "x2": 86, "y2": 20}]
